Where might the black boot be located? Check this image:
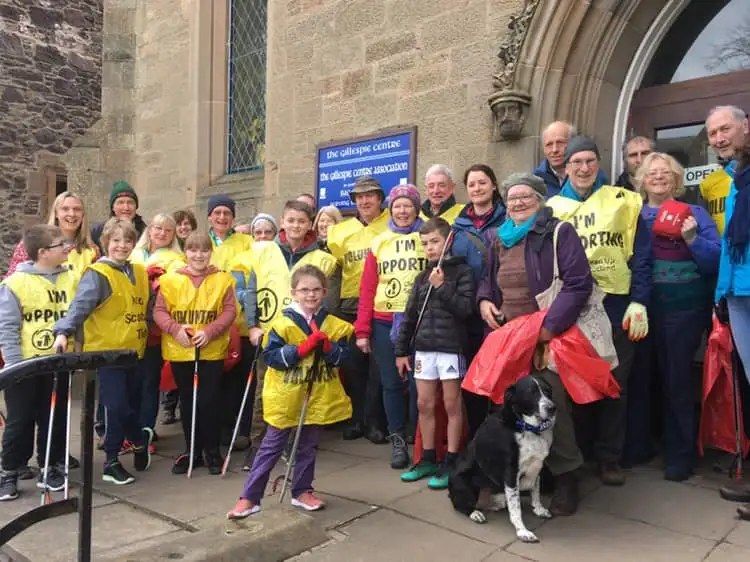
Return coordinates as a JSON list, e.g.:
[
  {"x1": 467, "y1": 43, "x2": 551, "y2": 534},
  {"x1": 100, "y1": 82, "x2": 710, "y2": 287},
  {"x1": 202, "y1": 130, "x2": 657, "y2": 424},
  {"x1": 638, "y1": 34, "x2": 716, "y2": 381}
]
[
  {"x1": 720, "y1": 480, "x2": 750, "y2": 503},
  {"x1": 549, "y1": 471, "x2": 579, "y2": 516},
  {"x1": 389, "y1": 432, "x2": 409, "y2": 469},
  {"x1": 343, "y1": 421, "x2": 365, "y2": 440},
  {"x1": 366, "y1": 426, "x2": 387, "y2": 444}
]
